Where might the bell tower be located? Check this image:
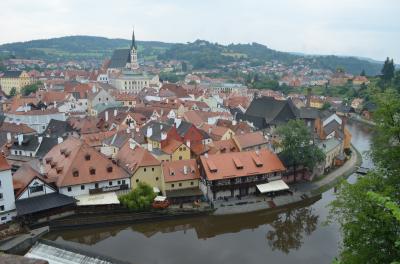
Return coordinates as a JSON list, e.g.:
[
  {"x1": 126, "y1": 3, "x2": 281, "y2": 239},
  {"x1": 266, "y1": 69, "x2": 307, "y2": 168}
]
[{"x1": 130, "y1": 27, "x2": 139, "y2": 70}]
